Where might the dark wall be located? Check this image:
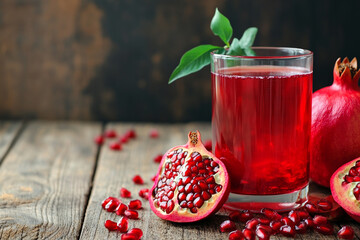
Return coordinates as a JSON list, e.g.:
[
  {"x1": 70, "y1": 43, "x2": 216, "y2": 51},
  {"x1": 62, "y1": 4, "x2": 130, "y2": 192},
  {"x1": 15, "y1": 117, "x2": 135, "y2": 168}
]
[{"x1": 1, "y1": 0, "x2": 359, "y2": 122}]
